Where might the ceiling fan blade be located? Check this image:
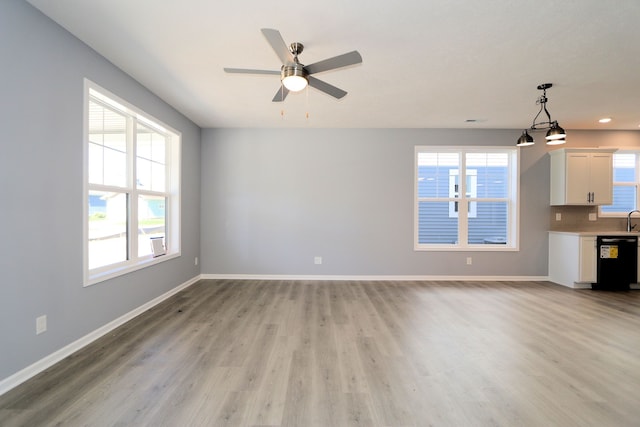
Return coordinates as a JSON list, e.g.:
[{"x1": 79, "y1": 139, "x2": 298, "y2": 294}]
[
  {"x1": 308, "y1": 76, "x2": 347, "y2": 99},
  {"x1": 272, "y1": 85, "x2": 289, "y2": 102},
  {"x1": 304, "y1": 51, "x2": 362, "y2": 75},
  {"x1": 224, "y1": 68, "x2": 280, "y2": 75},
  {"x1": 261, "y1": 28, "x2": 294, "y2": 65}
]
